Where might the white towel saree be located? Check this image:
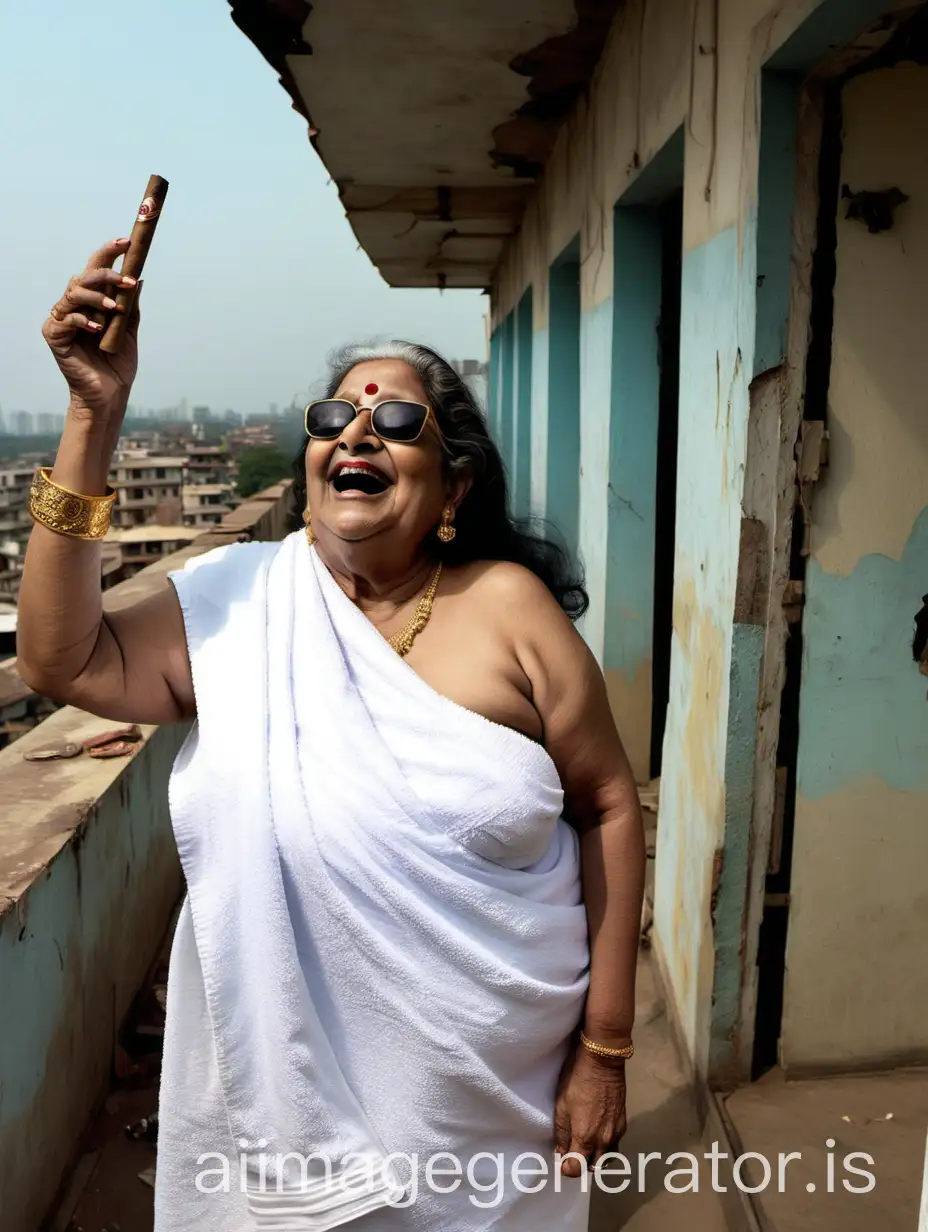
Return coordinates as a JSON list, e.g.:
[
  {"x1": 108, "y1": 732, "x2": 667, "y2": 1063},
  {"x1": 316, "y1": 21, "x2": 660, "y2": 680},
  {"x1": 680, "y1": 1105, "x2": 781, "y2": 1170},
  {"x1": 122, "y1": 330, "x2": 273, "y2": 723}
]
[{"x1": 156, "y1": 531, "x2": 591, "y2": 1231}]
